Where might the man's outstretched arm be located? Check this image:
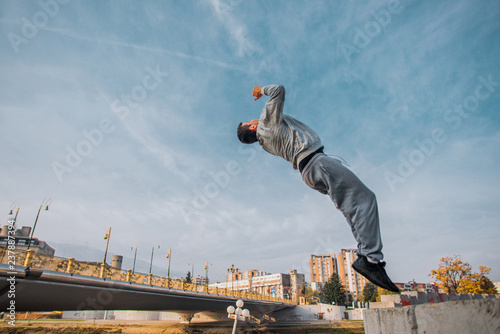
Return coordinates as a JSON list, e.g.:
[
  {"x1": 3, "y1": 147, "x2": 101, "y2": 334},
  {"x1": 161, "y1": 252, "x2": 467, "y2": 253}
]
[{"x1": 254, "y1": 84, "x2": 285, "y2": 125}]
